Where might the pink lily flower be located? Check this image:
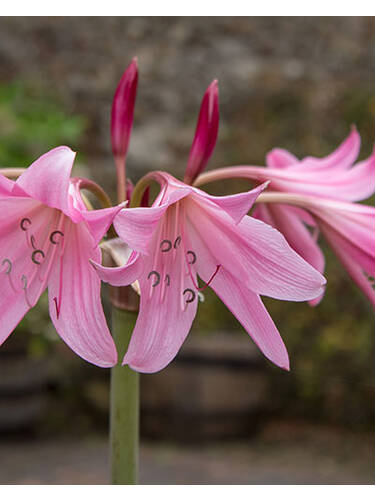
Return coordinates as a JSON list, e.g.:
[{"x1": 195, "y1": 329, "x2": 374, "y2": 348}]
[
  {"x1": 258, "y1": 191, "x2": 375, "y2": 309},
  {"x1": 0, "y1": 146, "x2": 126, "y2": 367},
  {"x1": 196, "y1": 128, "x2": 375, "y2": 305},
  {"x1": 93, "y1": 172, "x2": 326, "y2": 373}
]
